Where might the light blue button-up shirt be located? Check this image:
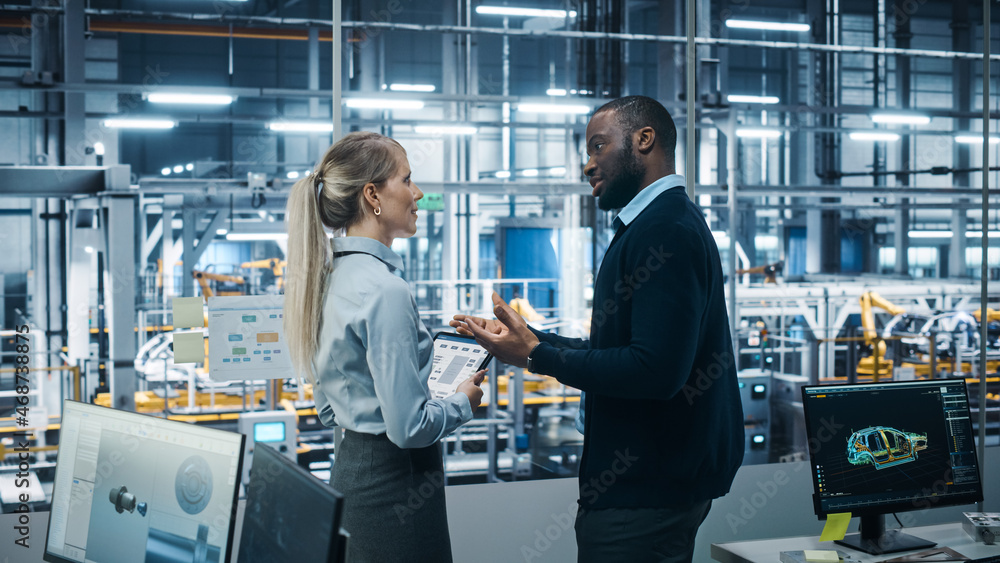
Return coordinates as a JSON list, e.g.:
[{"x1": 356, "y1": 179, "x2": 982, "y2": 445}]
[
  {"x1": 576, "y1": 174, "x2": 685, "y2": 433},
  {"x1": 312, "y1": 236, "x2": 473, "y2": 448},
  {"x1": 616, "y1": 173, "x2": 685, "y2": 227}
]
